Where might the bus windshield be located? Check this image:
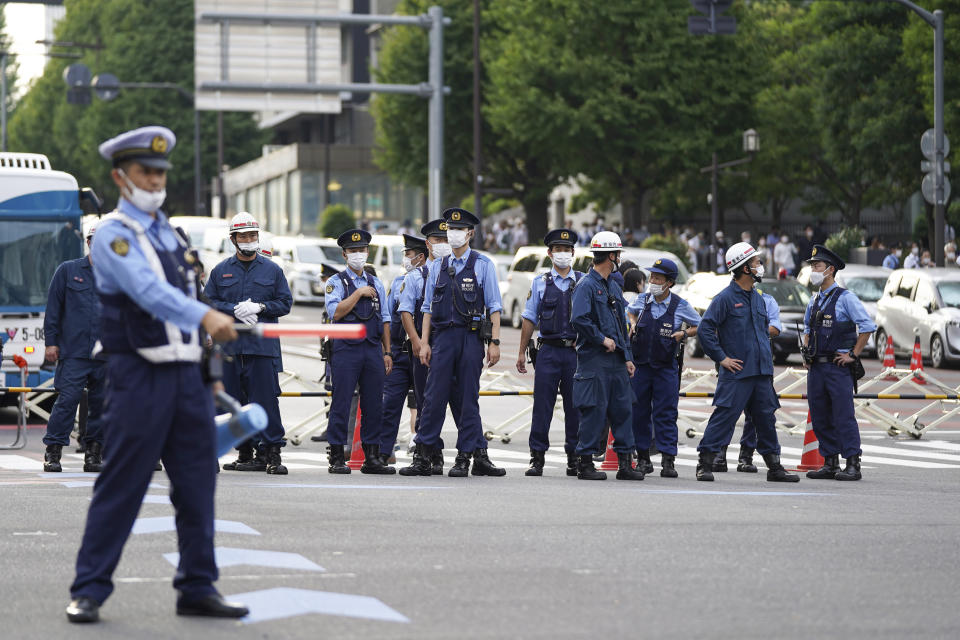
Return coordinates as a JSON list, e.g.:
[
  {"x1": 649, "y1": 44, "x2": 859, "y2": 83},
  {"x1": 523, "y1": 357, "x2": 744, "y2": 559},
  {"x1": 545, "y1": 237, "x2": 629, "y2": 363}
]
[{"x1": 0, "y1": 219, "x2": 83, "y2": 308}]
